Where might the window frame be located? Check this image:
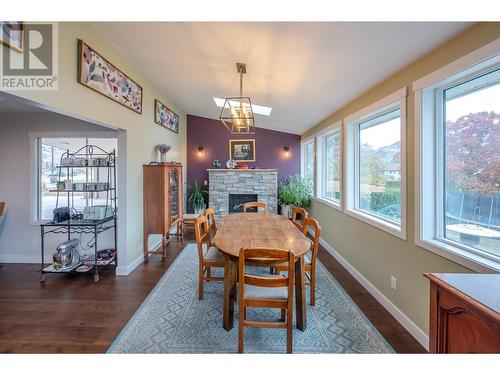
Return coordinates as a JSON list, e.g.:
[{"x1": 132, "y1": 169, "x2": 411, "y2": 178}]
[
  {"x1": 315, "y1": 121, "x2": 342, "y2": 211},
  {"x1": 29, "y1": 131, "x2": 118, "y2": 225},
  {"x1": 344, "y1": 87, "x2": 407, "y2": 239},
  {"x1": 300, "y1": 134, "x2": 315, "y2": 188},
  {"x1": 413, "y1": 38, "x2": 500, "y2": 272}
]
